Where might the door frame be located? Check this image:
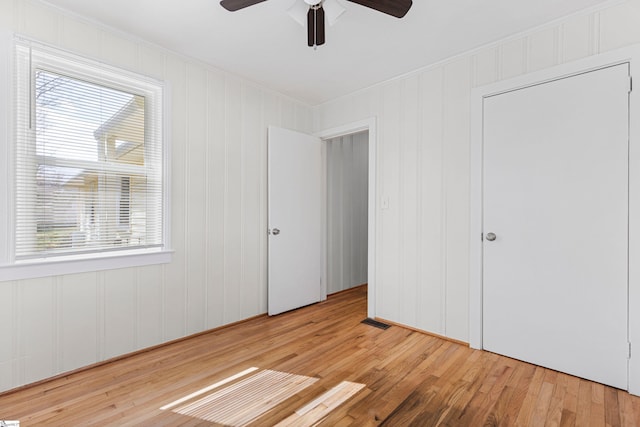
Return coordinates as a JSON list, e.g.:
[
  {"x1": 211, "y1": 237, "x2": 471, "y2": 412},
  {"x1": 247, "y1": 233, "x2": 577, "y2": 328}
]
[
  {"x1": 469, "y1": 45, "x2": 640, "y2": 395},
  {"x1": 316, "y1": 118, "x2": 377, "y2": 318}
]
